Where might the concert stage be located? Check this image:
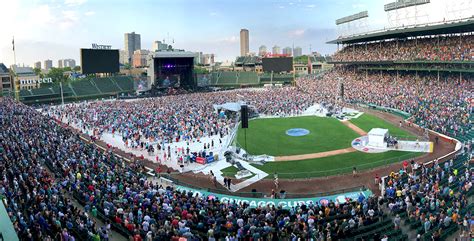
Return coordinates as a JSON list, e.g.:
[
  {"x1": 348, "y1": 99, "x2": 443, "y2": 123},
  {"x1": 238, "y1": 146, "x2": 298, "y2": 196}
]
[{"x1": 148, "y1": 51, "x2": 196, "y2": 89}]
